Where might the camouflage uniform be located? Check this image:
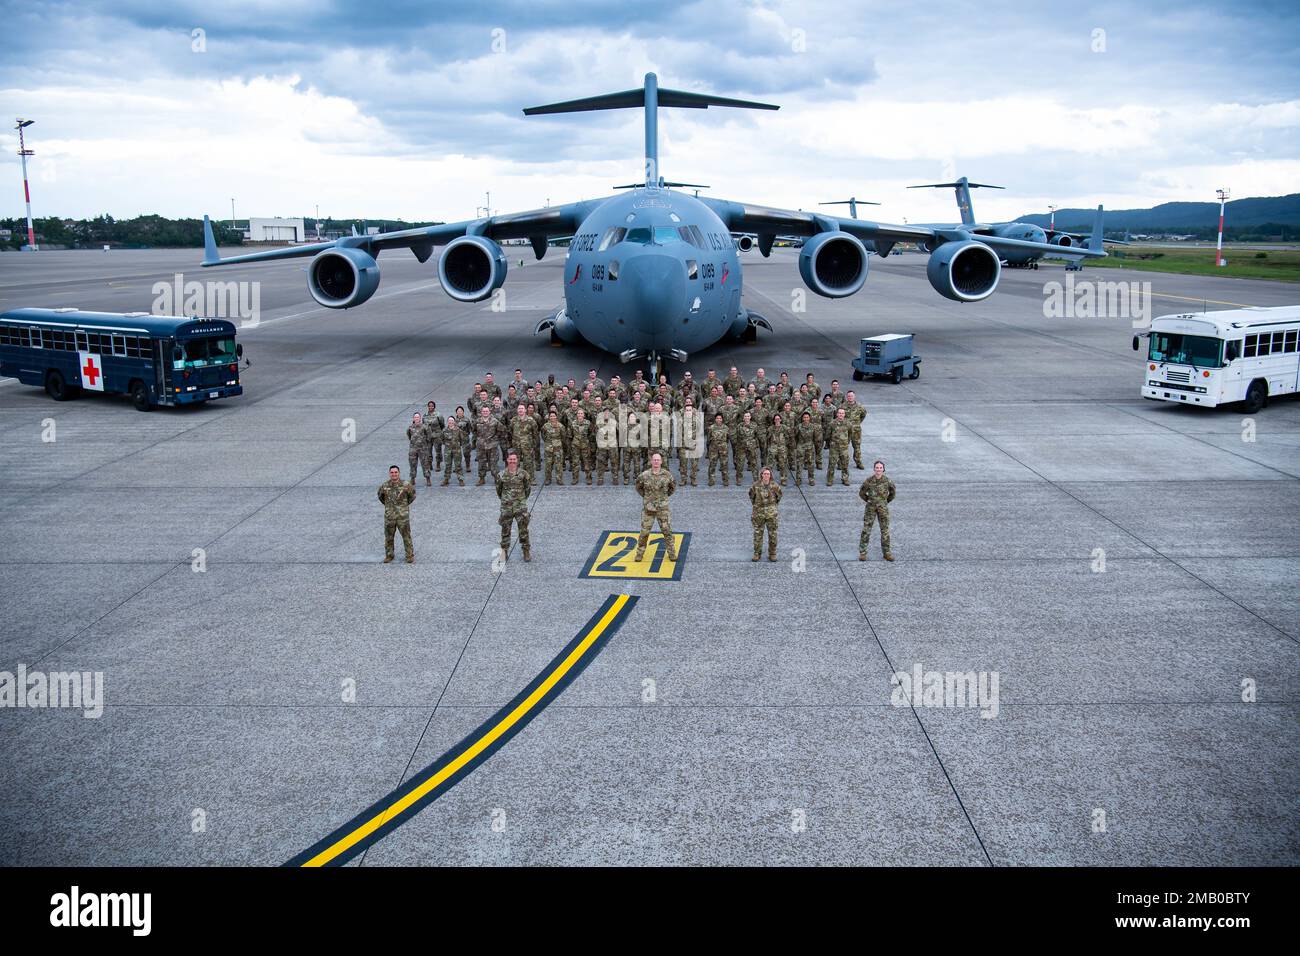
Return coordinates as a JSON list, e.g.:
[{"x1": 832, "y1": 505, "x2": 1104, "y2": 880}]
[
  {"x1": 722, "y1": 372, "x2": 746, "y2": 399},
  {"x1": 407, "y1": 422, "x2": 432, "y2": 484},
  {"x1": 843, "y1": 401, "x2": 867, "y2": 469},
  {"x1": 826, "y1": 419, "x2": 851, "y2": 485},
  {"x1": 424, "y1": 409, "x2": 445, "y2": 469},
  {"x1": 646, "y1": 410, "x2": 672, "y2": 466},
  {"x1": 594, "y1": 409, "x2": 622, "y2": 485},
  {"x1": 720, "y1": 402, "x2": 743, "y2": 471},
  {"x1": 475, "y1": 414, "x2": 504, "y2": 484},
  {"x1": 510, "y1": 415, "x2": 539, "y2": 478},
  {"x1": 748, "y1": 479, "x2": 782, "y2": 561},
  {"x1": 571, "y1": 415, "x2": 595, "y2": 484},
  {"x1": 677, "y1": 408, "x2": 703, "y2": 485},
  {"x1": 634, "y1": 467, "x2": 678, "y2": 562},
  {"x1": 793, "y1": 419, "x2": 816, "y2": 485},
  {"x1": 808, "y1": 405, "x2": 825, "y2": 469},
  {"x1": 453, "y1": 413, "x2": 473, "y2": 470},
  {"x1": 735, "y1": 419, "x2": 760, "y2": 483},
  {"x1": 706, "y1": 421, "x2": 730, "y2": 486},
  {"x1": 441, "y1": 423, "x2": 466, "y2": 484},
  {"x1": 622, "y1": 419, "x2": 646, "y2": 483},
  {"x1": 858, "y1": 473, "x2": 896, "y2": 558},
  {"x1": 496, "y1": 466, "x2": 533, "y2": 559},
  {"x1": 378, "y1": 477, "x2": 416, "y2": 563},
  {"x1": 541, "y1": 419, "x2": 567, "y2": 485},
  {"x1": 767, "y1": 420, "x2": 791, "y2": 484}
]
